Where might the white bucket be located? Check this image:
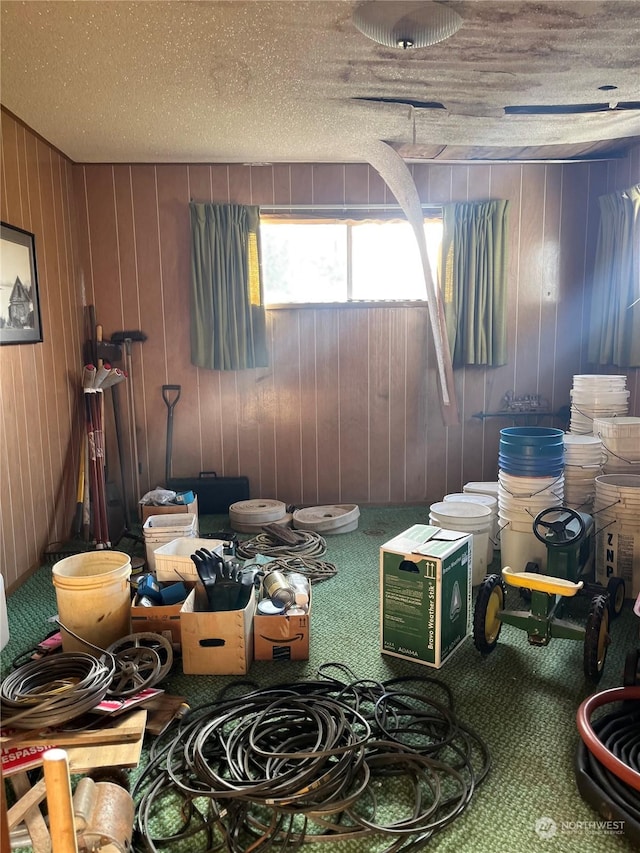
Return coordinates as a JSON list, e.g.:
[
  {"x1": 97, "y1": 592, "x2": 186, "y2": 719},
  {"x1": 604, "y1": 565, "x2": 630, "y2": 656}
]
[
  {"x1": 594, "y1": 474, "x2": 640, "y2": 597},
  {"x1": 52, "y1": 551, "x2": 132, "y2": 654},
  {"x1": 498, "y1": 513, "x2": 534, "y2": 533},
  {"x1": 429, "y1": 502, "x2": 492, "y2": 584},
  {"x1": 443, "y1": 493, "x2": 498, "y2": 550},
  {"x1": 500, "y1": 527, "x2": 547, "y2": 573},
  {"x1": 463, "y1": 481, "x2": 499, "y2": 498}
]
